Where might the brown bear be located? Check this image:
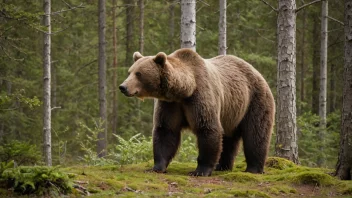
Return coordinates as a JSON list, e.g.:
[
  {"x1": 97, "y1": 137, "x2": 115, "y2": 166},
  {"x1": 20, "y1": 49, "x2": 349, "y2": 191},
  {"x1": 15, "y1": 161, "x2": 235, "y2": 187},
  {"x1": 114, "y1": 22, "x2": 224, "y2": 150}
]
[{"x1": 119, "y1": 48, "x2": 275, "y2": 176}]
